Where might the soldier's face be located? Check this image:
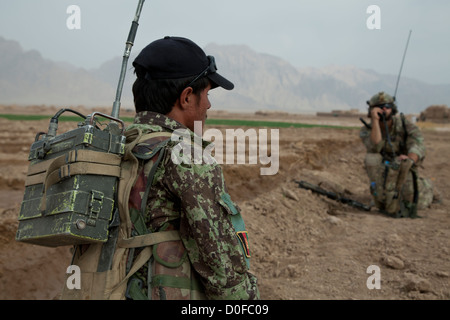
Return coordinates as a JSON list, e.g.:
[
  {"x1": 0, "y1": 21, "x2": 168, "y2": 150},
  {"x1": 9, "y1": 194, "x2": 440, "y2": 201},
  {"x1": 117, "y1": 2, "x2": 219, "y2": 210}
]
[
  {"x1": 373, "y1": 105, "x2": 393, "y2": 121},
  {"x1": 381, "y1": 105, "x2": 393, "y2": 121}
]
